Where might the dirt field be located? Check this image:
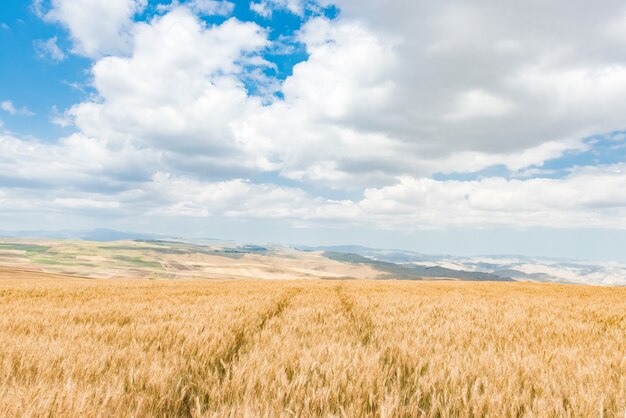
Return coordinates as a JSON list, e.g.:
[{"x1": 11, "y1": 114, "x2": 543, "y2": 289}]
[{"x1": 0, "y1": 268, "x2": 624, "y2": 417}]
